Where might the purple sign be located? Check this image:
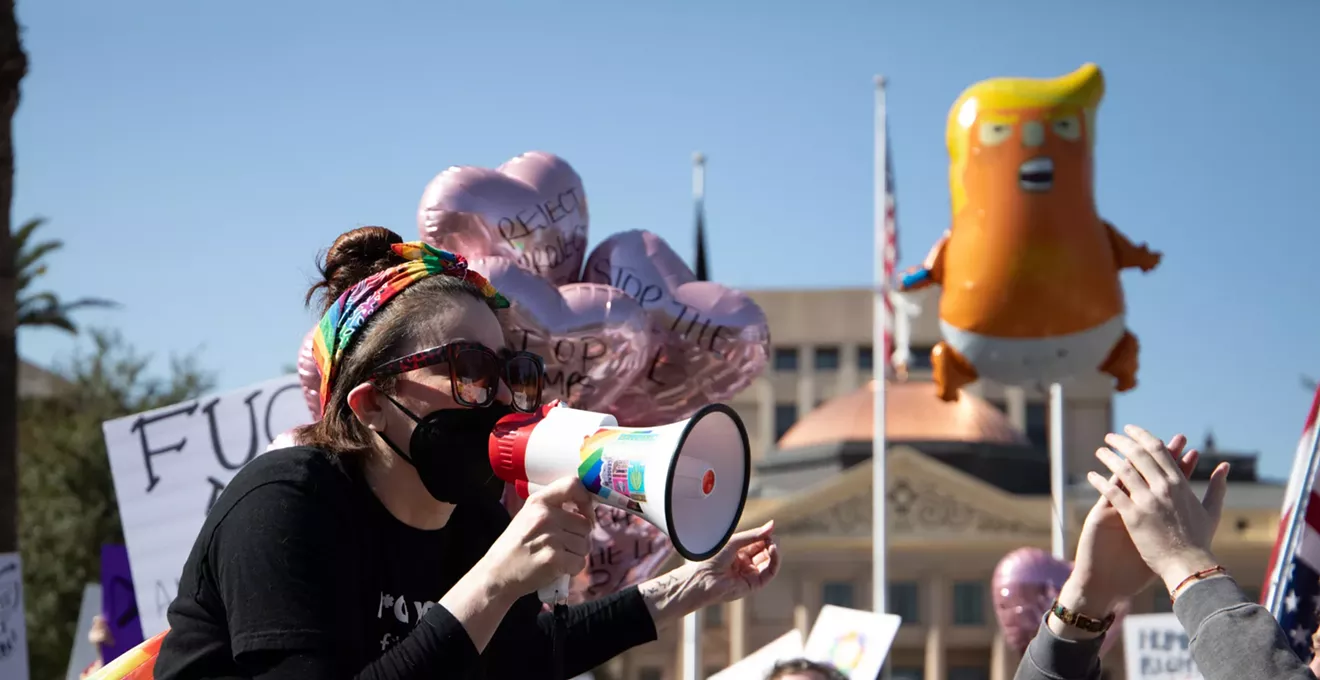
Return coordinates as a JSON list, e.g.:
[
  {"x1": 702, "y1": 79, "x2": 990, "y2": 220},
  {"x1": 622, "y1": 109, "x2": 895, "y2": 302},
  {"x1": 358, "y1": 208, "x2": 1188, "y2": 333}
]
[{"x1": 100, "y1": 545, "x2": 144, "y2": 663}]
